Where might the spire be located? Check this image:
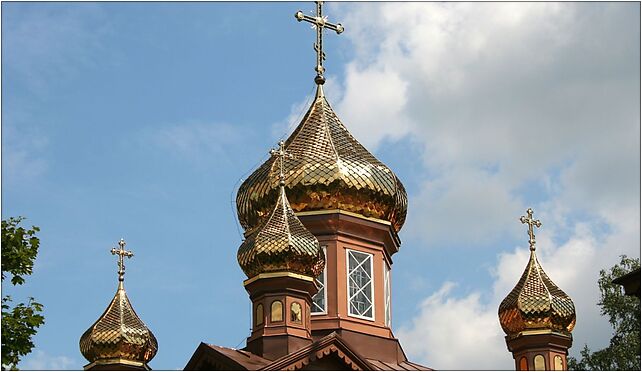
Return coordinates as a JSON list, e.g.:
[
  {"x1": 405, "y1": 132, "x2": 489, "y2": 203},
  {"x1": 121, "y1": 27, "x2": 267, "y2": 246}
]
[
  {"x1": 295, "y1": 1, "x2": 344, "y2": 85},
  {"x1": 237, "y1": 142, "x2": 325, "y2": 279},
  {"x1": 498, "y1": 209, "x2": 576, "y2": 371},
  {"x1": 80, "y1": 239, "x2": 158, "y2": 371}
]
